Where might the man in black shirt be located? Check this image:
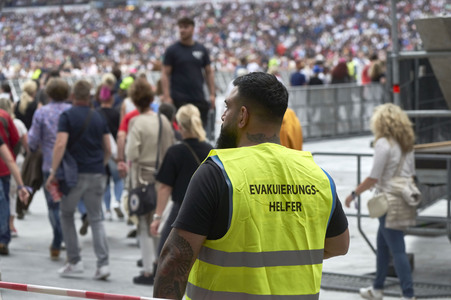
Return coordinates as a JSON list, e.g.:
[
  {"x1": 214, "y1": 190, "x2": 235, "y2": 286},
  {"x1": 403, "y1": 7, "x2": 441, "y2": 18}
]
[
  {"x1": 161, "y1": 17, "x2": 216, "y2": 127},
  {"x1": 154, "y1": 72, "x2": 349, "y2": 300}
]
